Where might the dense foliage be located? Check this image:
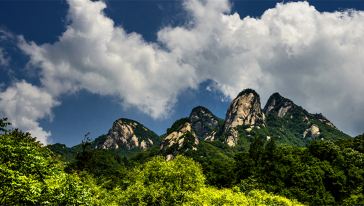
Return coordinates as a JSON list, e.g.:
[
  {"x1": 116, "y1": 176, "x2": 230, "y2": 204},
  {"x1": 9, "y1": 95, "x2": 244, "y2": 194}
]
[
  {"x1": 181, "y1": 134, "x2": 363, "y2": 205},
  {"x1": 162, "y1": 136, "x2": 360, "y2": 205},
  {"x1": 0, "y1": 122, "x2": 95, "y2": 204},
  {"x1": 232, "y1": 138, "x2": 364, "y2": 205}
]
